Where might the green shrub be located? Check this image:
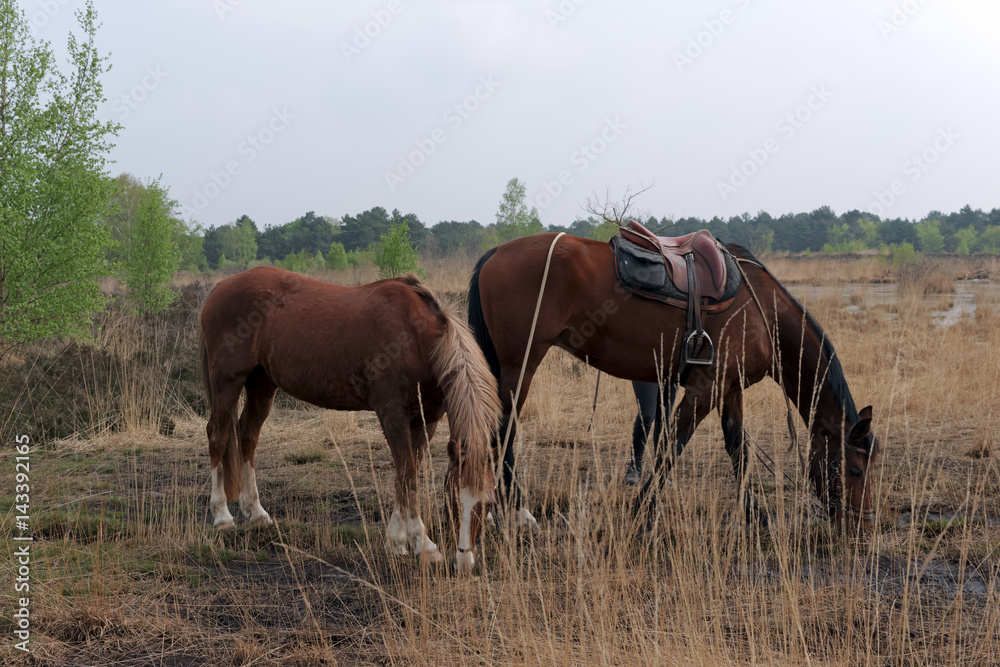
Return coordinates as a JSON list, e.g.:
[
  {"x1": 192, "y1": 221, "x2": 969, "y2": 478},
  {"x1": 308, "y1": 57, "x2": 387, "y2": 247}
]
[
  {"x1": 889, "y1": 242, "x2": 917, "y2": 269},
  {"x1": 326, "y1": 242, "x2": 349, "y2": 270},
  {"x1": 374, "y1": 223, "x2": 425, "y2": 279}
]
